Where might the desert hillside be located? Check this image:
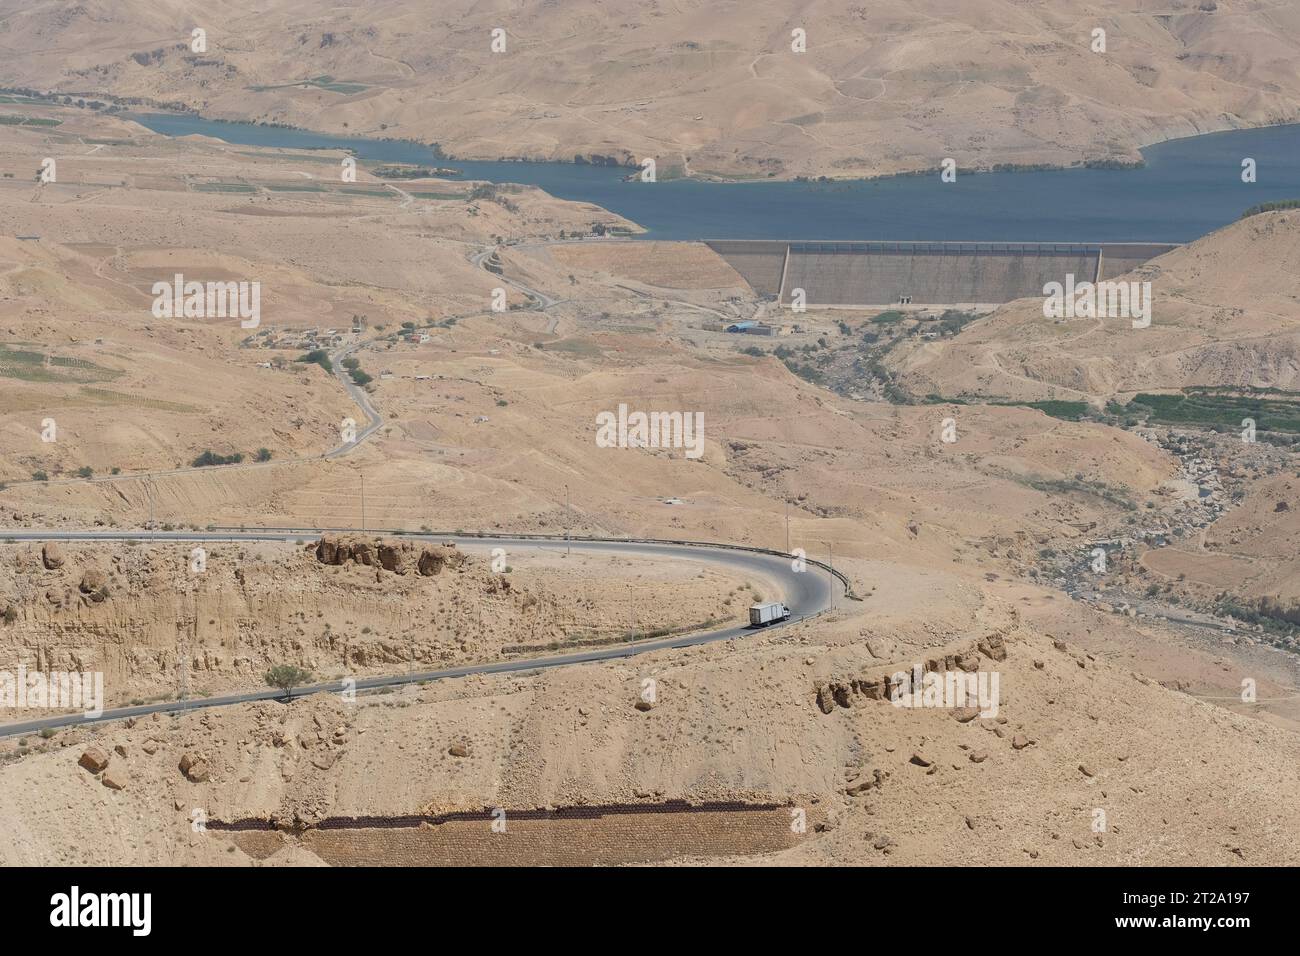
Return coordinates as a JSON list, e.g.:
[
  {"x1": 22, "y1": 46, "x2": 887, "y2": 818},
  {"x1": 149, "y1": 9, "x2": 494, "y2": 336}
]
[
  {"x1": 2, "y1": 102, "x2": 1299, "y2": 869},
  {"x1": 4, "y1": 593, "x2": 1299, "y2": 866},
  {"x1": 890, "y1": 211, "x2": 1300, "y2": 401},
  {"x1": 0, "y1": 535, "x2": 759, "y2": 709},
  {"x1": 3, "y1": 0, "x2": 1300, "y2": 178}
]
